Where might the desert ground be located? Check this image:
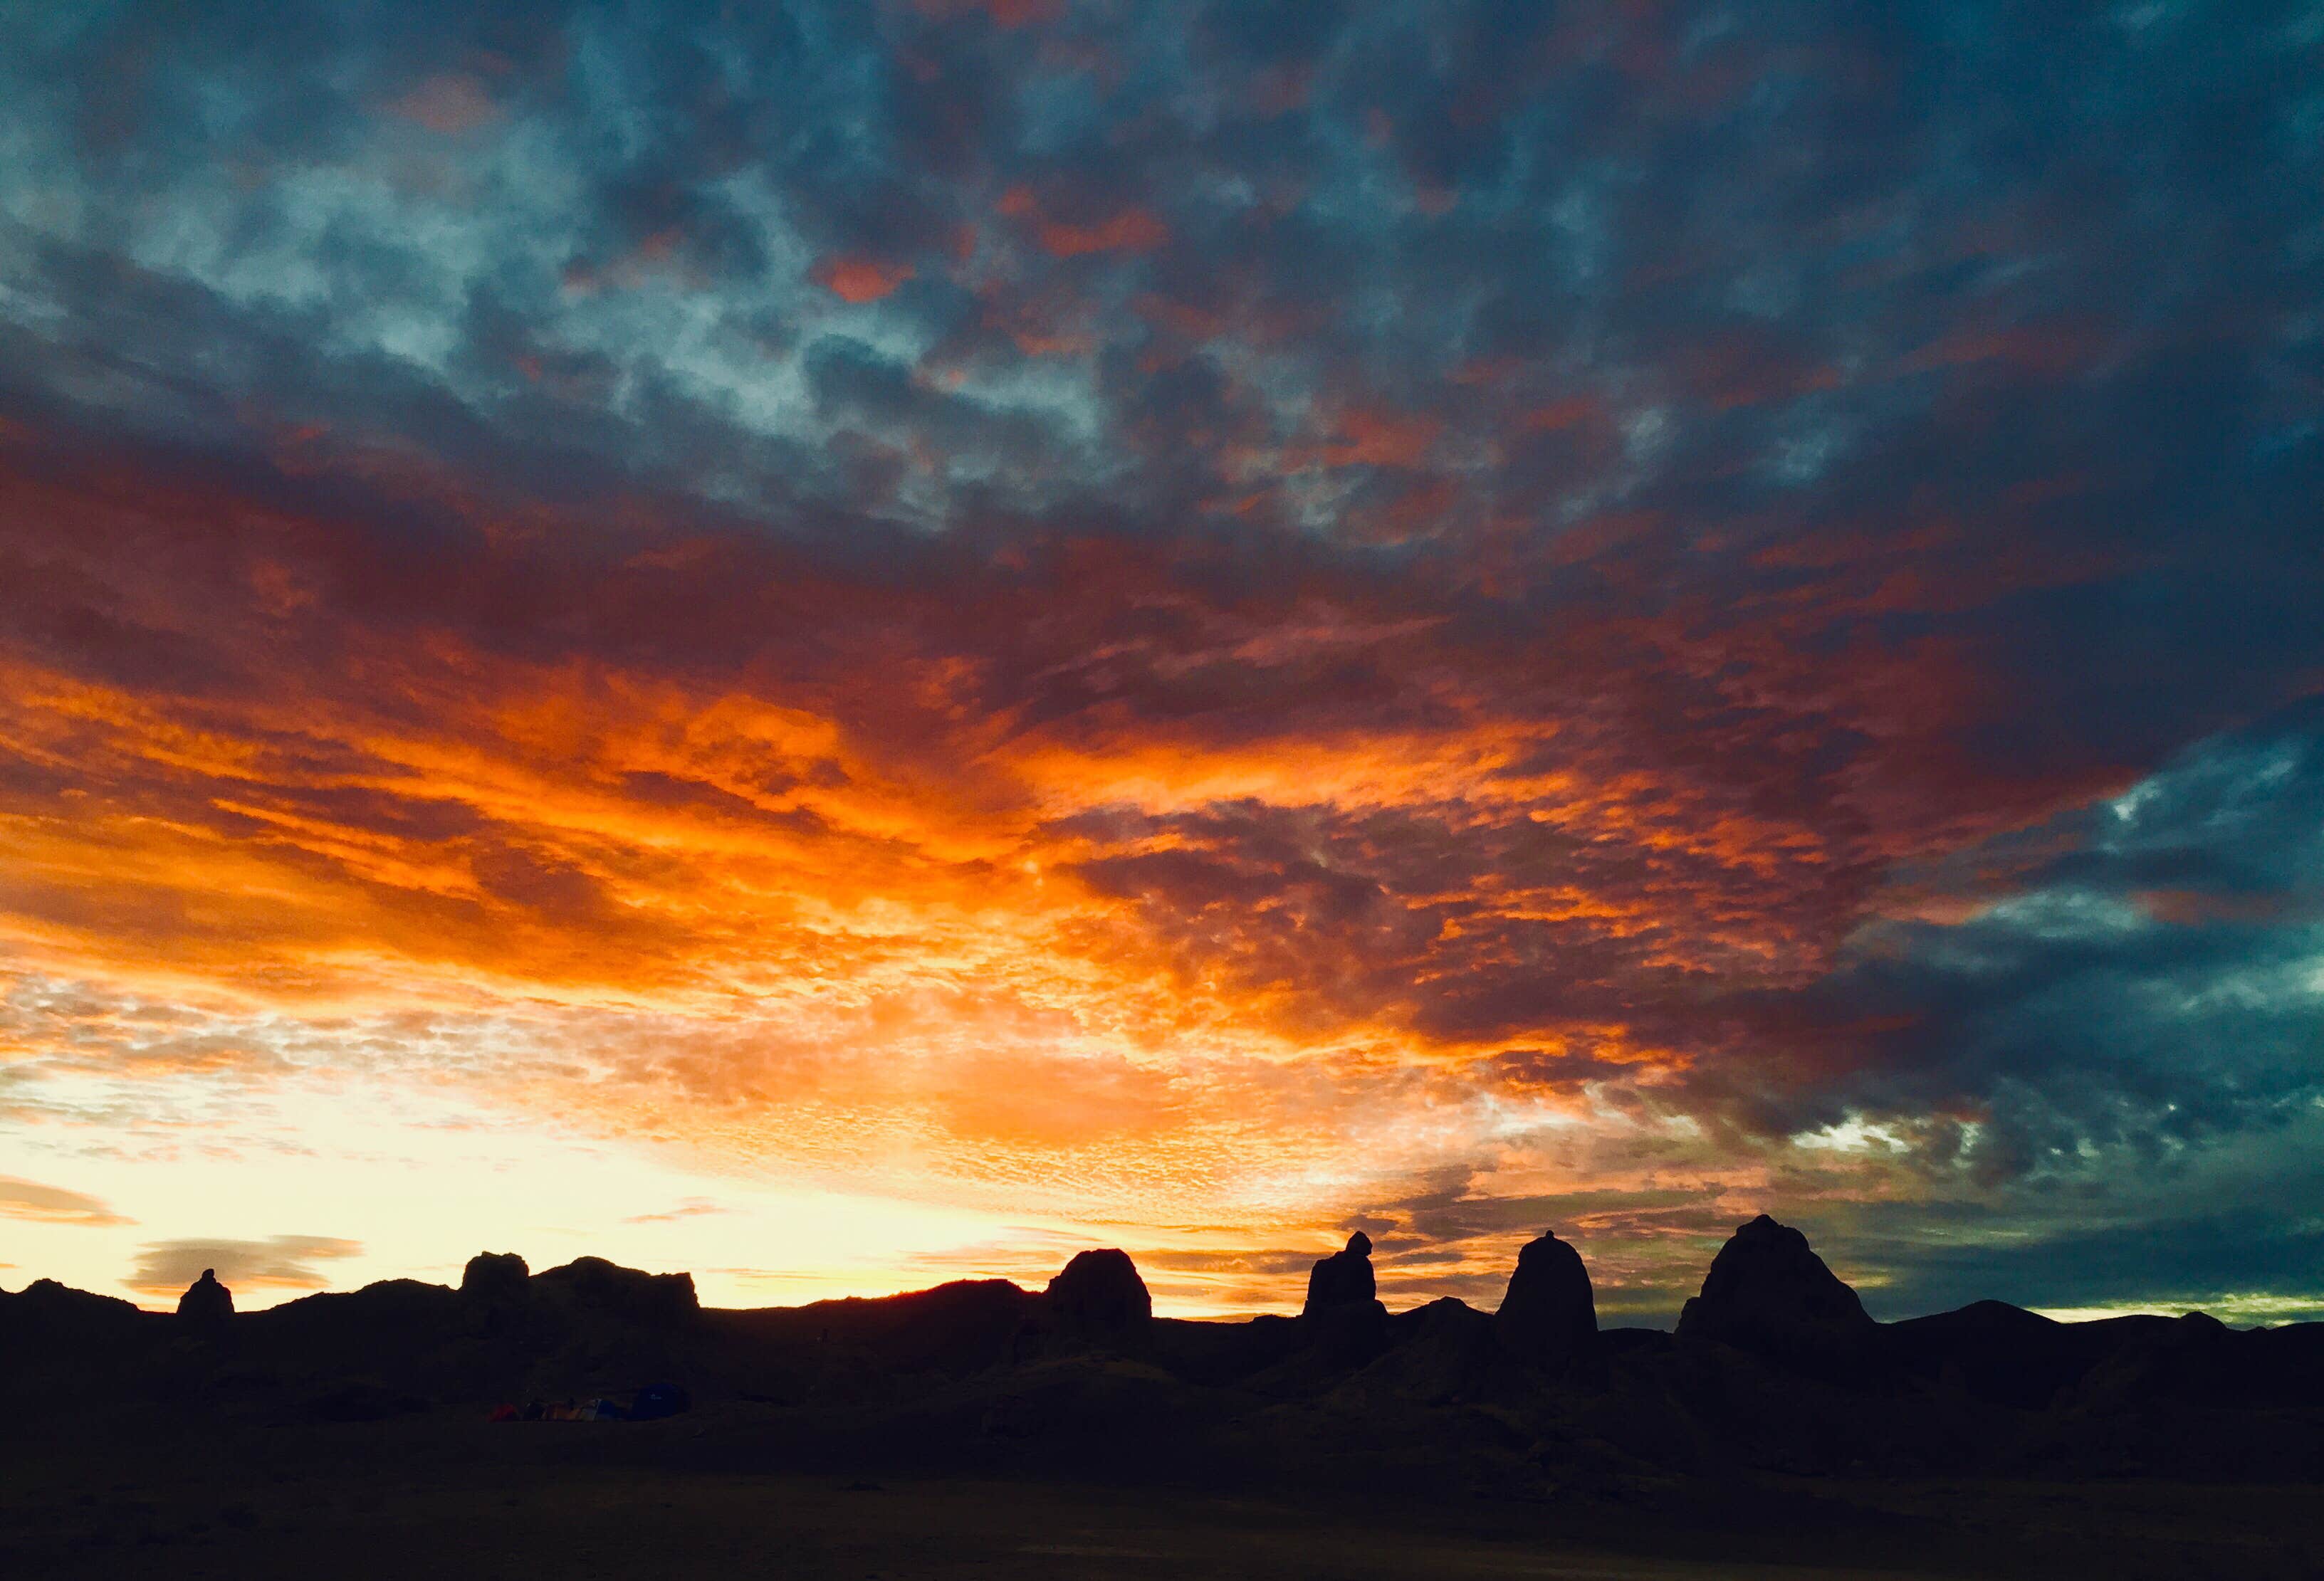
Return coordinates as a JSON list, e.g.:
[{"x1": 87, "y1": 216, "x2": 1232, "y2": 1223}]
[{"x1": 8, "y1": 1402, "x2": 2318, "y2": 1580}]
